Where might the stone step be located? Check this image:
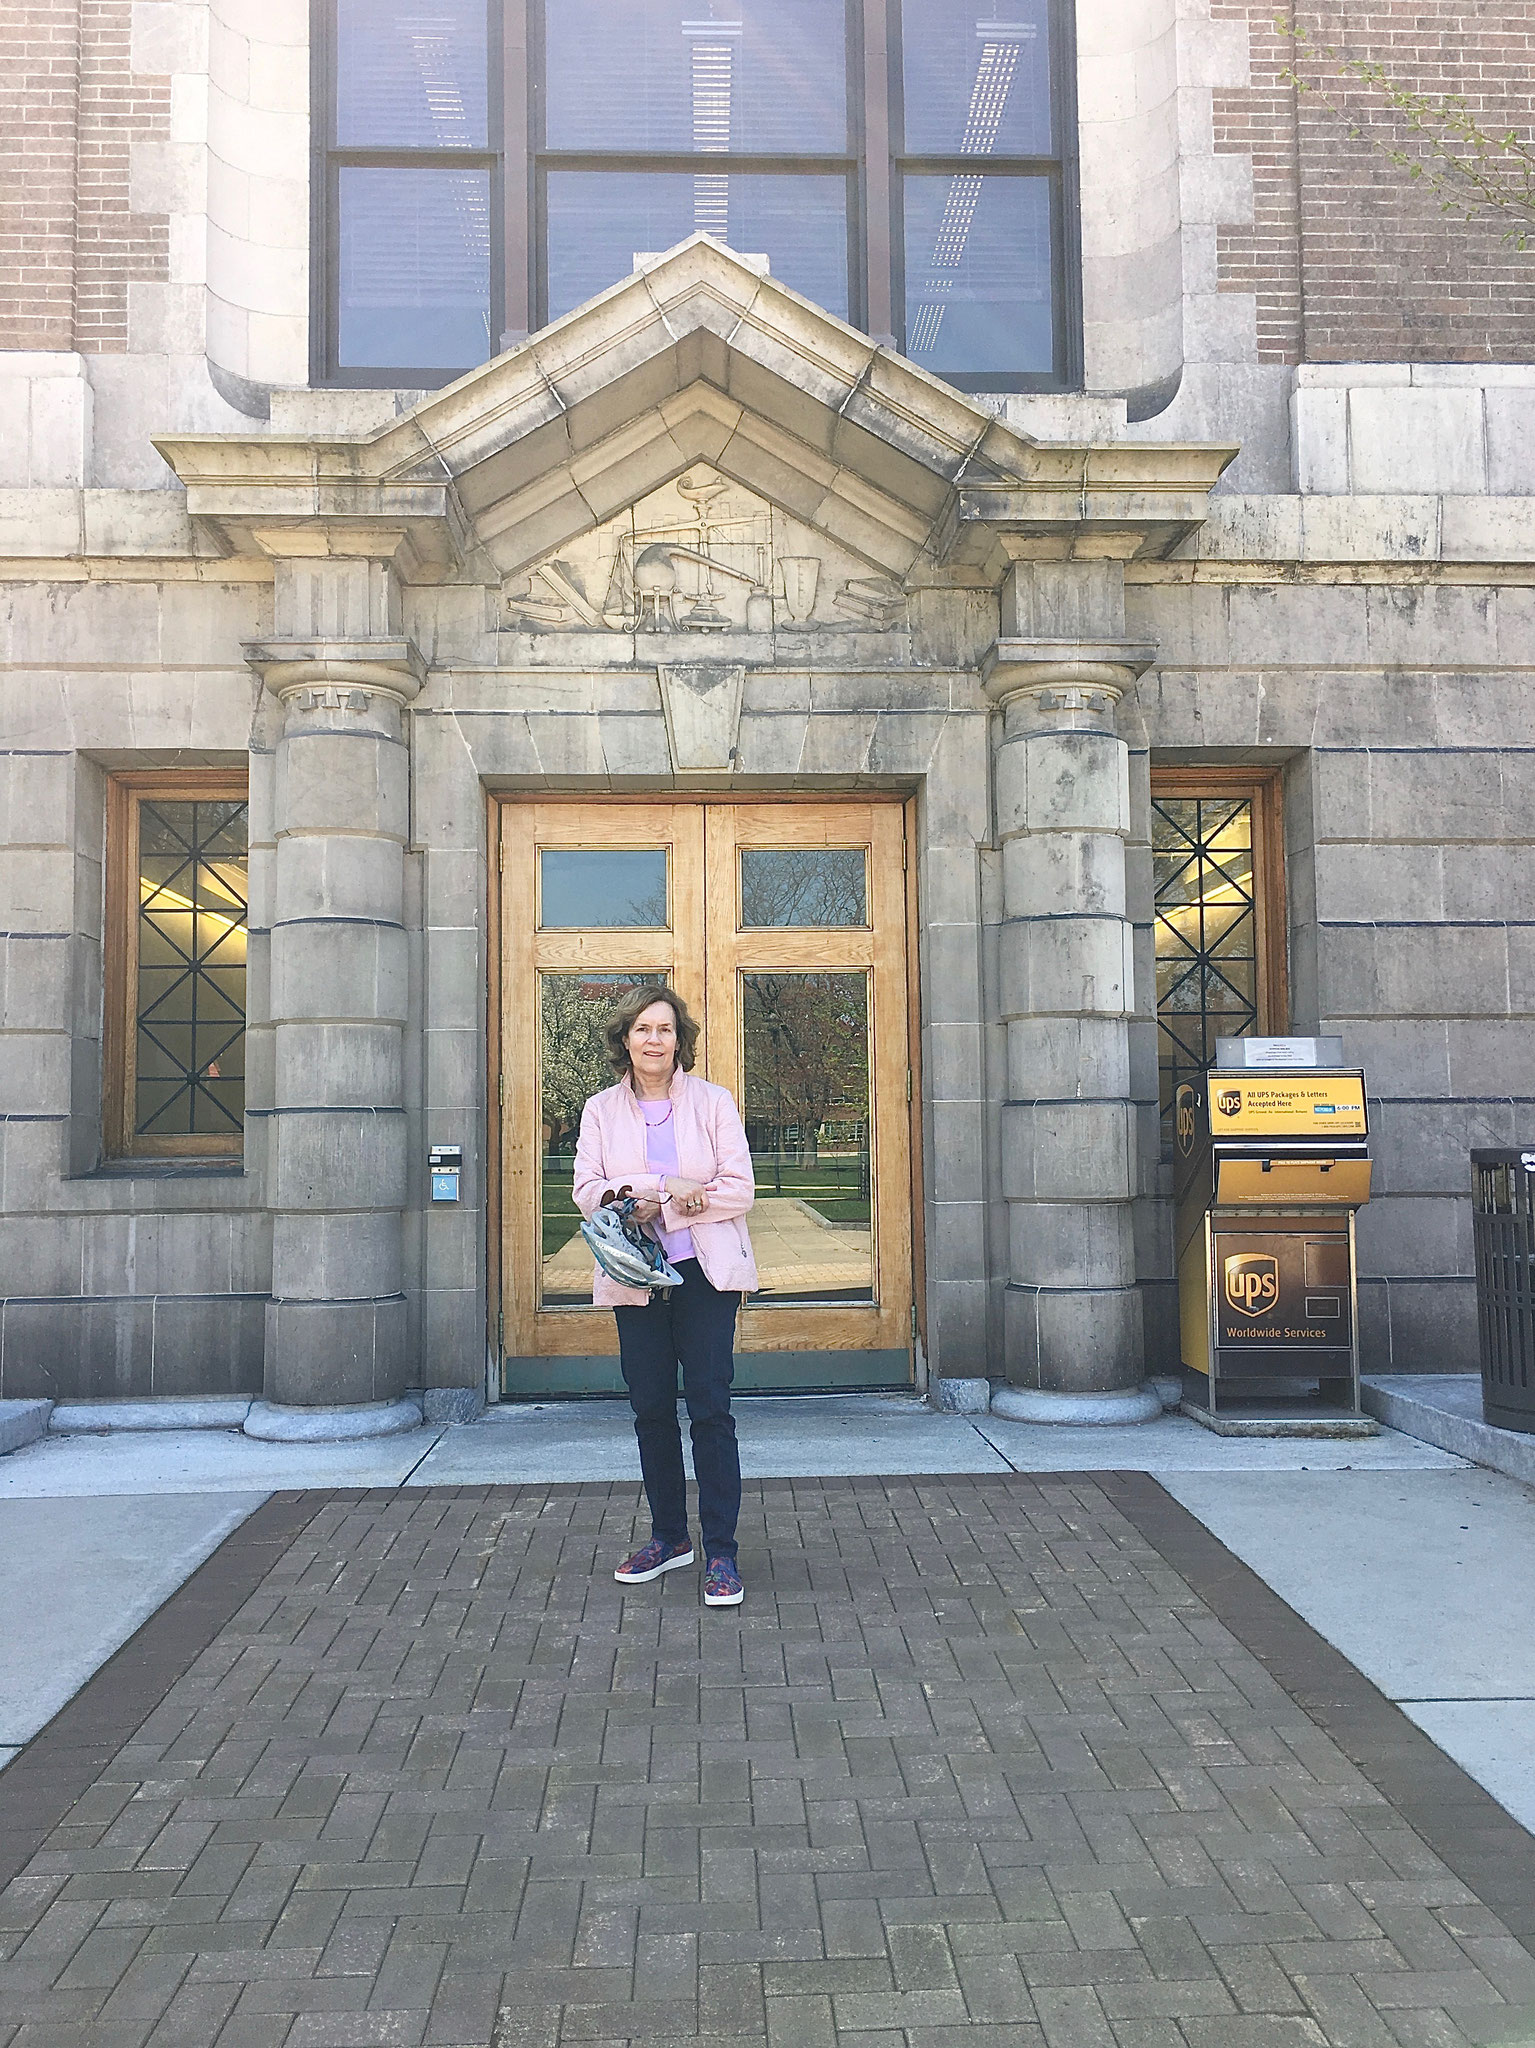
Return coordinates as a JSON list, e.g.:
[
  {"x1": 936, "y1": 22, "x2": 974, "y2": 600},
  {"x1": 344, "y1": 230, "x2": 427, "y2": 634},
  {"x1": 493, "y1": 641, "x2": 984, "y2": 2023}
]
[{"x1": 0, "y1": 1400, "x2": 53, "y2": 1455}]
